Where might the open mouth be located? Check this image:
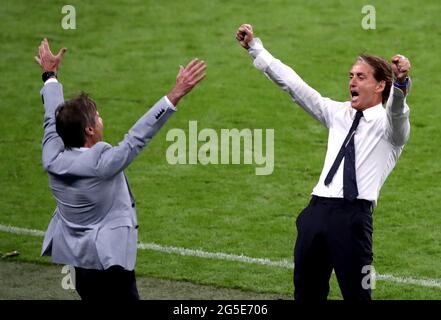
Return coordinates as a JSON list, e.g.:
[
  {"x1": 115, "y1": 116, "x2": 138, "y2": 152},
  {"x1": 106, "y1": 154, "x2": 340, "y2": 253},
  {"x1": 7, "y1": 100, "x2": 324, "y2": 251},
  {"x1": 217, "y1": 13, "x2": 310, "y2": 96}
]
[{"x1": 351, "y1": 90, "x2": 359, "y2": 103}]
